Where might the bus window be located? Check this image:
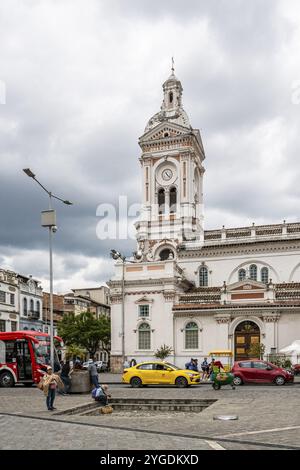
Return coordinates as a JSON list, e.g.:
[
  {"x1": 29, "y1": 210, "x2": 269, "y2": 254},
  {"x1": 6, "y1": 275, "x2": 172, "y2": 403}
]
[
  {"x1": 5, "y1": 340, "x2": 16, "y2": 362},
  {"x1": 0, "y1": 339, "x2": 16, "y2": 363},
  {"x1": 0, "y1": 340, "x2": 5, "y2": 363}
]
